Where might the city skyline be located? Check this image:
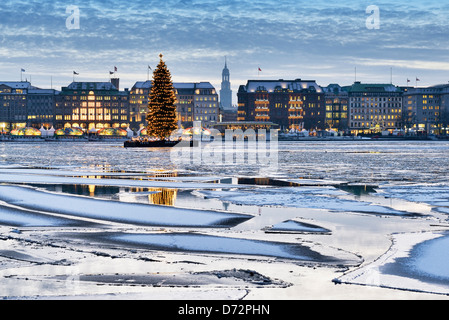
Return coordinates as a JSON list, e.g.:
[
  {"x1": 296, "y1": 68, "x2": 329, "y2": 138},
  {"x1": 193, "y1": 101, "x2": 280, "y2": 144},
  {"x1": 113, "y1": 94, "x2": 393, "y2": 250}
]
[{"x1": 1, "y1": 0, "x2": 449, "y2": 105}]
